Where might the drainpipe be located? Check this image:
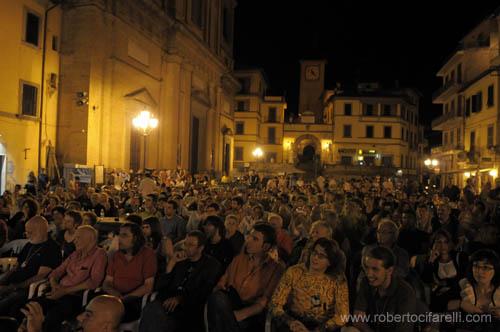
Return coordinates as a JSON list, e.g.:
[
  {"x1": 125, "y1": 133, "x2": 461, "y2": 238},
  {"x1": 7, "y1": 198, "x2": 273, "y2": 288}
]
[{"x1": 37, "y1": 1, "x2": 62, "y2": 175}]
